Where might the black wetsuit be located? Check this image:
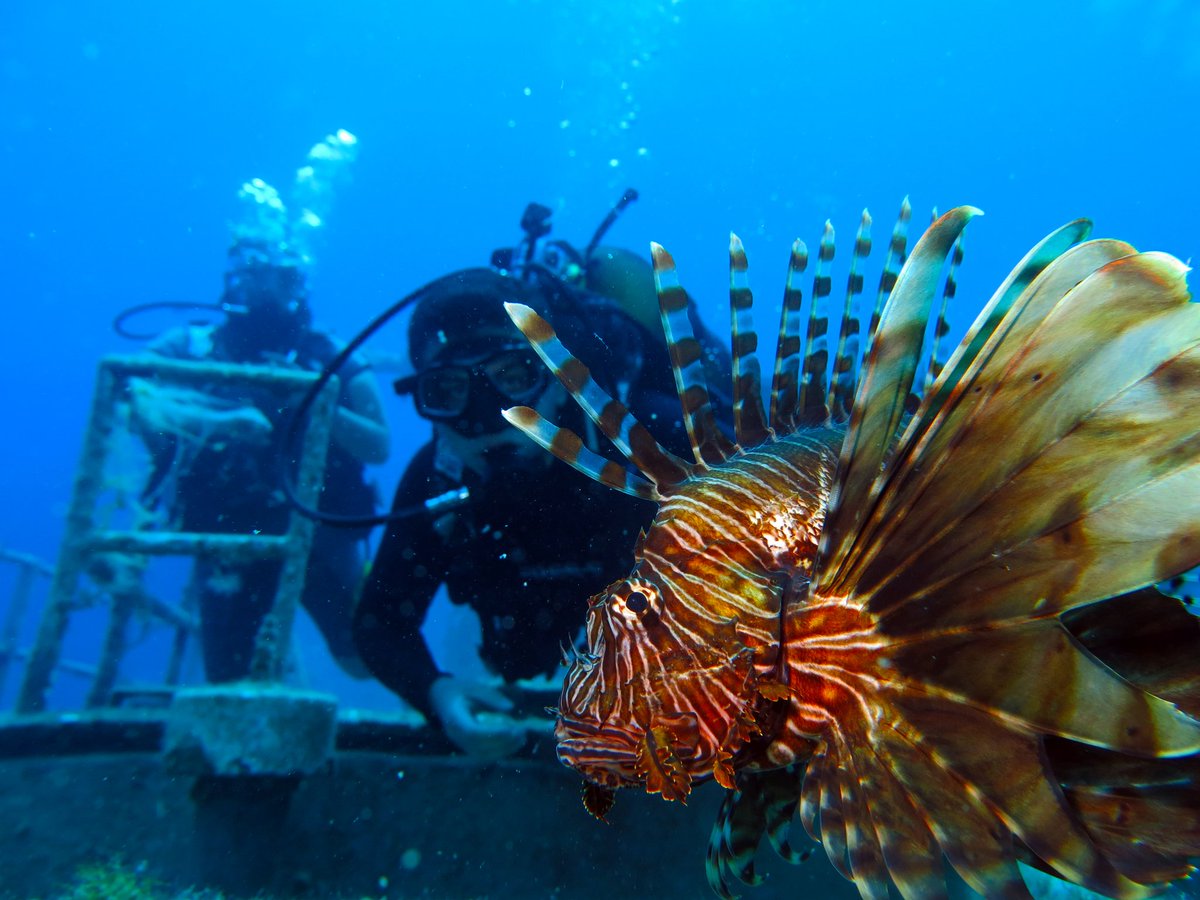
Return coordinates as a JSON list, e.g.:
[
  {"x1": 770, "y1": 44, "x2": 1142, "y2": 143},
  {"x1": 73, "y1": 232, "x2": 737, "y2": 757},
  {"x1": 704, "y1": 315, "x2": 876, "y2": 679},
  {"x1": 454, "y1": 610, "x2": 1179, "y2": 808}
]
[
  {"x1": 354, "y1": 436, "x2": 656, "y2": 718},
  {"x1": 147, "y1": 325, "x2": 376, "y2": 680}
]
